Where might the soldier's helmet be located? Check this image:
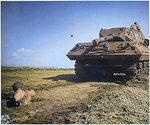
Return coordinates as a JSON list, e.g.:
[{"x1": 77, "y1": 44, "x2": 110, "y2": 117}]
[{"x1": 12, "y1": 82, "x2": 24, "y2": 92}]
